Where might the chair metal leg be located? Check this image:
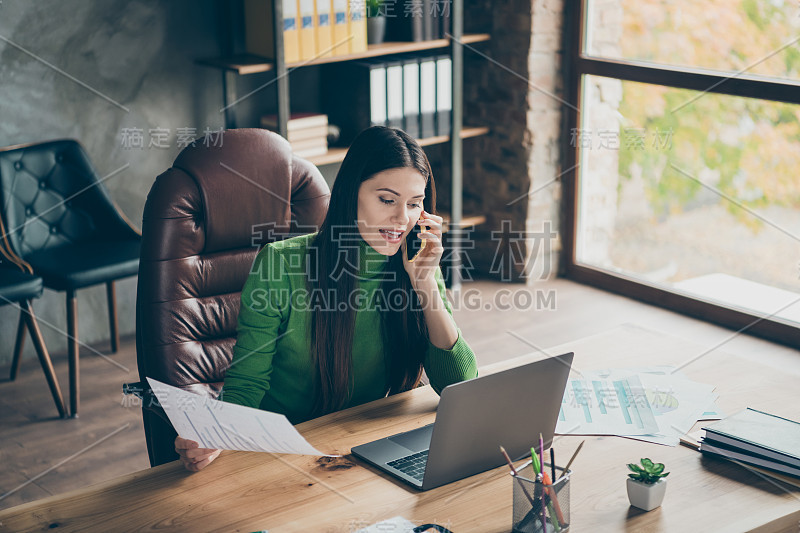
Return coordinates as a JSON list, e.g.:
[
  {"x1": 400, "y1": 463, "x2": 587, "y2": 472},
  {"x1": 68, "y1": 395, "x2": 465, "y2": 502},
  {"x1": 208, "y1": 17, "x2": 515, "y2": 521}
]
[
  {"x1": 22, "y1": 301, "x2": 67, "y2": 418},
  {"x1": 67, "y1": 290, "x2": 79, "y2": 418},
  {"x1": 106, "y1": 281, "x2": 119, "y2": 354},
  {"x1": 9, "y1": 312, "x2": 26, "y2": 381}
]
